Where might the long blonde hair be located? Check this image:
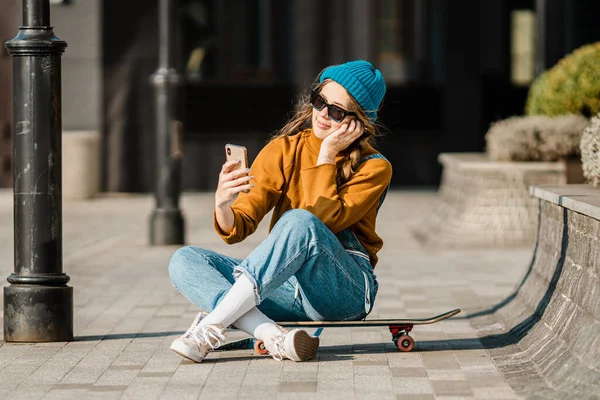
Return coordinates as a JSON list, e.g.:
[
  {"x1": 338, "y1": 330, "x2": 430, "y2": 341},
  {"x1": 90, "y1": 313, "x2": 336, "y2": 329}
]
[{"x1": 272, "y1": 79, "x2": 381, "y2": 186}]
